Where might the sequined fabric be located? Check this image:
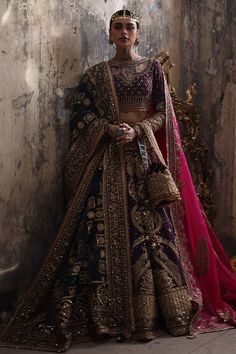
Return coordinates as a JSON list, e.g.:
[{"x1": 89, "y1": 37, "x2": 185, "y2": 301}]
[
  {"x1": 124, "y1": 140, "x2": 192, "y2": 338},
  {"x1": 109, "y1": 57, "x2": 165, "y2": 112}
]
